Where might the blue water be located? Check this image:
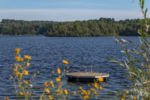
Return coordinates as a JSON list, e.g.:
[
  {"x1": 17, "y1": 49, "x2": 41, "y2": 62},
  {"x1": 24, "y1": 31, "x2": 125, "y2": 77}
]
[{"x1": 0, "y1": 36, "x2": 139, "y2": 100}]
